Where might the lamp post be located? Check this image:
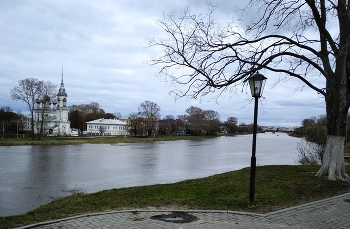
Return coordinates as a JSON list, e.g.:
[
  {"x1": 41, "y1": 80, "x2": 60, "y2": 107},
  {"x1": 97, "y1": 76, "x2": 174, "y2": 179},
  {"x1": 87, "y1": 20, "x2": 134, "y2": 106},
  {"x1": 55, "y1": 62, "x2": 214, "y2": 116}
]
[{"x1": 246, "y1": 72, "x2": 267, "y2": 206}]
